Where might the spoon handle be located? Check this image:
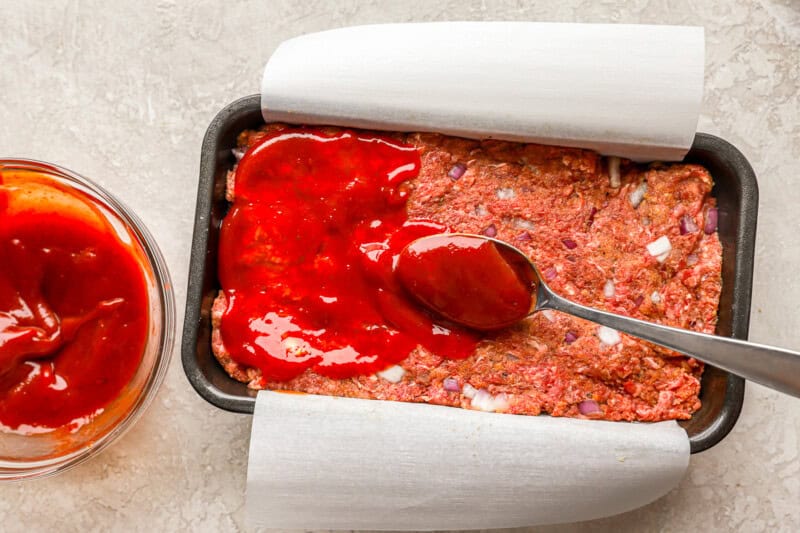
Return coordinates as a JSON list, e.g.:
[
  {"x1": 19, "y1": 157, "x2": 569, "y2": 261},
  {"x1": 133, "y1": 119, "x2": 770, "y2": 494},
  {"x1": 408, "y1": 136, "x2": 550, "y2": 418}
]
[{"x1": 538, "y1": 287, "x2": 800, "y2": 399}]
